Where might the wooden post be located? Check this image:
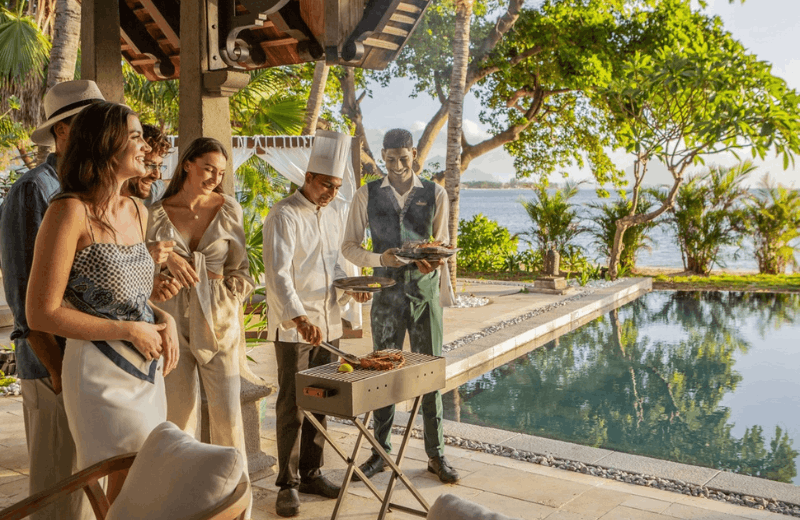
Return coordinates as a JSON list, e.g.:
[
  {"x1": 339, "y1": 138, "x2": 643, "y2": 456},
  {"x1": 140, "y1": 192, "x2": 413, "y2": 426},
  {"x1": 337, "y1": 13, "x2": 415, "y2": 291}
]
[
  {"x1": 80, "y1": 0, "x2": 124, "y2": 103},
  {"x1": 178, "y1": 0, "x2": 248, "y2": 195}
]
